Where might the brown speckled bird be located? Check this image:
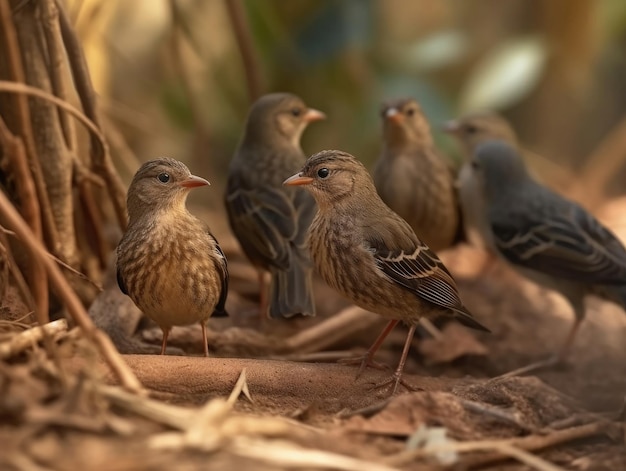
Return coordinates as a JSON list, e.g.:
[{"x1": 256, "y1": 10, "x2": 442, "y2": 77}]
[
  {"x1": 116, "y1": 158, "x2": 228, "y2": 356},
  {"x1": 443, "y1": 112, "x2": 518, "y2": 251},
  {"x1": 373, "y1": 98, "x2": 460, "y2": 252},
  {"x1": 284, "y1": 150, "x2": 489, "y2": 393},
  {"x1": 225, "y1": 93, "x2": 324, "y2": 319}
]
